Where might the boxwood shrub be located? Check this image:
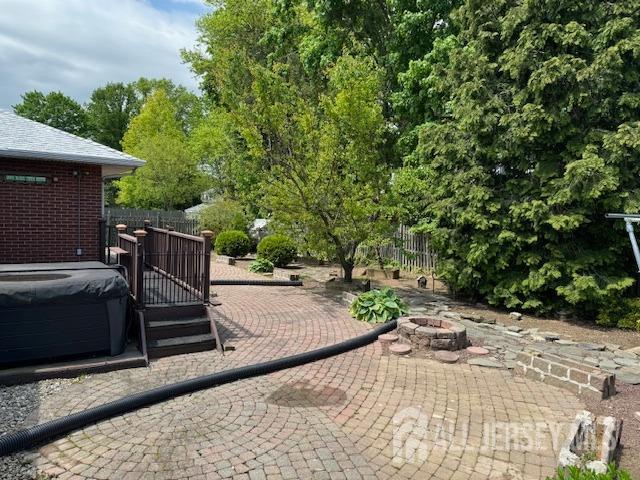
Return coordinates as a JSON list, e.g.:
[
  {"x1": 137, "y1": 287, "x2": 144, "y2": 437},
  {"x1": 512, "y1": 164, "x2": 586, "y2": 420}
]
[
  {"x1": 214, "y1": 230, "x2": 252, "y2": 258},
  {"x1": 257, "y1": 234, "x2": 297, "y2": 267}
]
